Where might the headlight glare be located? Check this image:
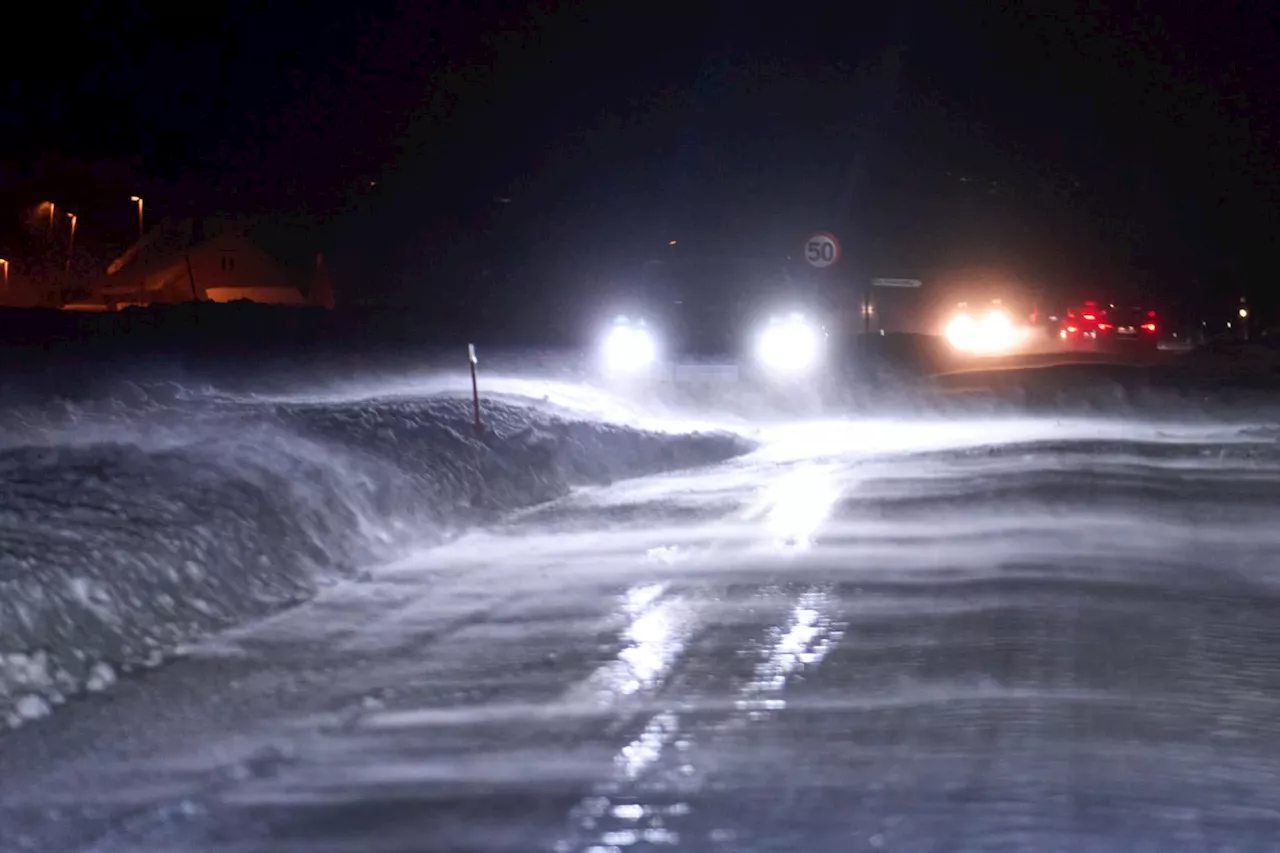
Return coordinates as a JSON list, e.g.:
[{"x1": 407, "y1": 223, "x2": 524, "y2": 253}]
[
  {"x1": 602, "y1": 320, "x2": 657, "y2": 374},
  {"x1": 758, "y1": 314, "x2": 821, "y2": 375}
]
